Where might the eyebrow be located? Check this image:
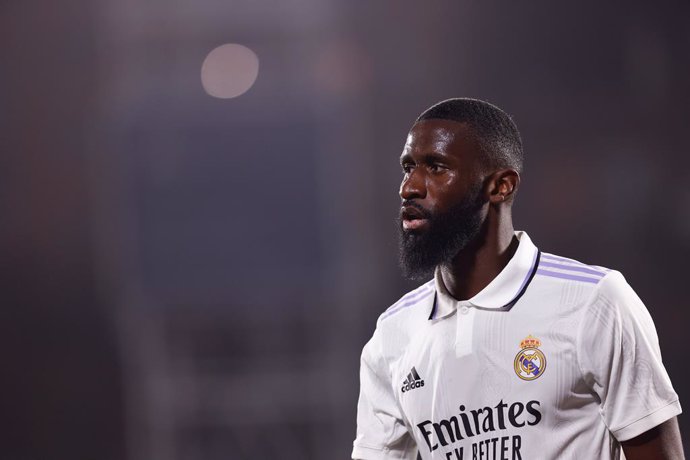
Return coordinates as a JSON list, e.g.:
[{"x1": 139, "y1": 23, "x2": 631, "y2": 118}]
[{"x1": 400, "y1": 151, "x2": 450, "y2": 164}]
